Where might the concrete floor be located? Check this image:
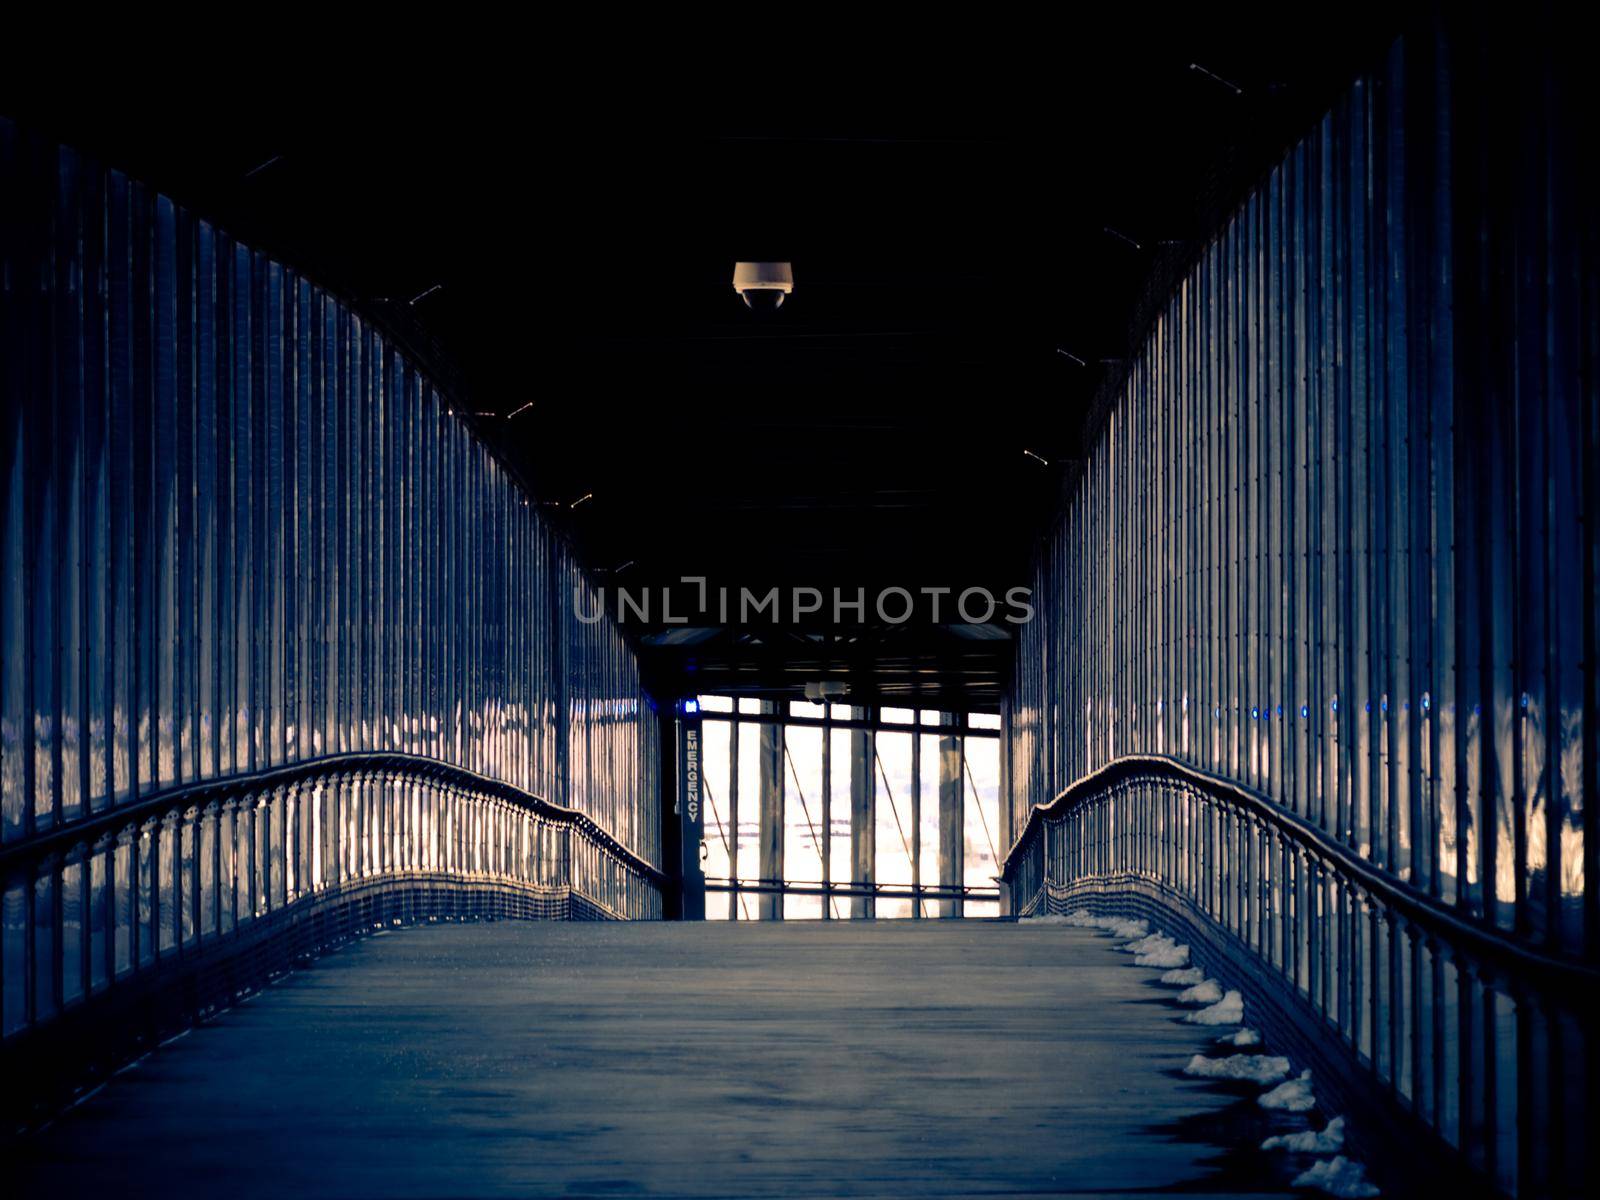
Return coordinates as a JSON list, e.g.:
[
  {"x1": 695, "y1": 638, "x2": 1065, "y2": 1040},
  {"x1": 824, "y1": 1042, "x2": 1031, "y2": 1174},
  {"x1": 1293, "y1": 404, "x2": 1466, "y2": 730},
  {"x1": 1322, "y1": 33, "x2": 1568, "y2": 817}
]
[{"x1": 17, "y1": 920, "x2": 1309, "y2": 1199}]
